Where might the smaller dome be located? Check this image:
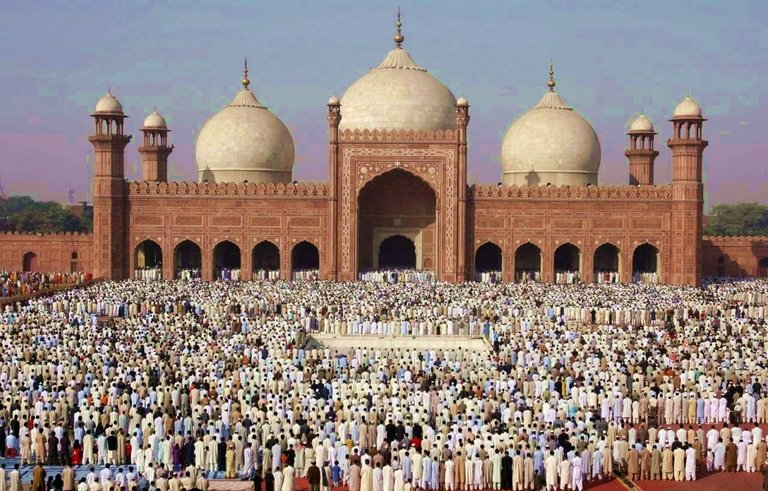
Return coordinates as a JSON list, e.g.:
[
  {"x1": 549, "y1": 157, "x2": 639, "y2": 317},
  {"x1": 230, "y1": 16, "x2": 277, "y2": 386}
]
[
  {"x1": 143, "y1": 109, "x2": 167, "y2": 129},
  {"x1": 95, "y1": 91, "x2": 123, "y2": 114},
  {"x1": 456, "y1": 96, "x2": 469, "y2": 107},
  {"x1": 673, "y1": 95, "x2": 702, "y2": 118},
  {"x1": 629, "y1": 113, "x2": 654, "y2": 132},
  {"x1": 328, "y1": 95, "x2": 340, "y2": 106}
]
